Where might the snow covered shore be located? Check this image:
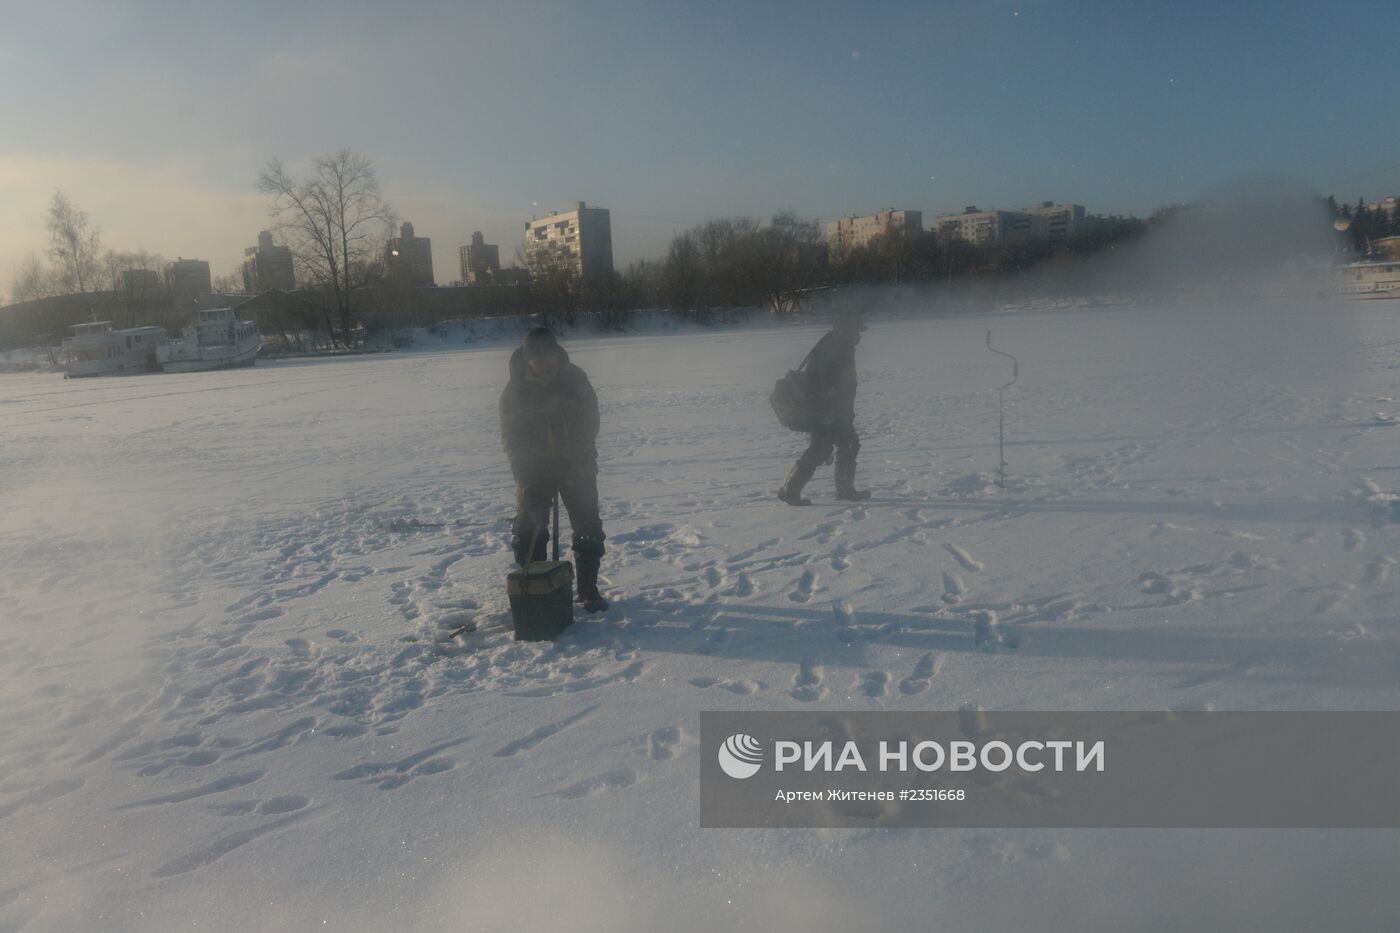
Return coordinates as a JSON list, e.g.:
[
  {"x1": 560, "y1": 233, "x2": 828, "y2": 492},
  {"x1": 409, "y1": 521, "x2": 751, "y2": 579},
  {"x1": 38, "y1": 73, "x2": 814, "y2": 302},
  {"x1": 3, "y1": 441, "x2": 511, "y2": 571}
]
[{"x1": 2, "y1": 298, "x2": 1398, "y2": 931}]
